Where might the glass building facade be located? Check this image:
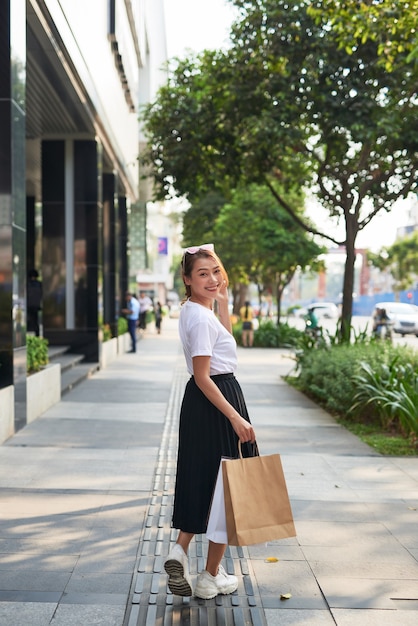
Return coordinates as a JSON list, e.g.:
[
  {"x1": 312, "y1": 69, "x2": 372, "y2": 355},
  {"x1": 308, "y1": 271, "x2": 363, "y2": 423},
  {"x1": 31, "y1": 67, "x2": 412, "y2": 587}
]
[{"x1": 0, "y1": 0, "x2": 167, "y2": 439}]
